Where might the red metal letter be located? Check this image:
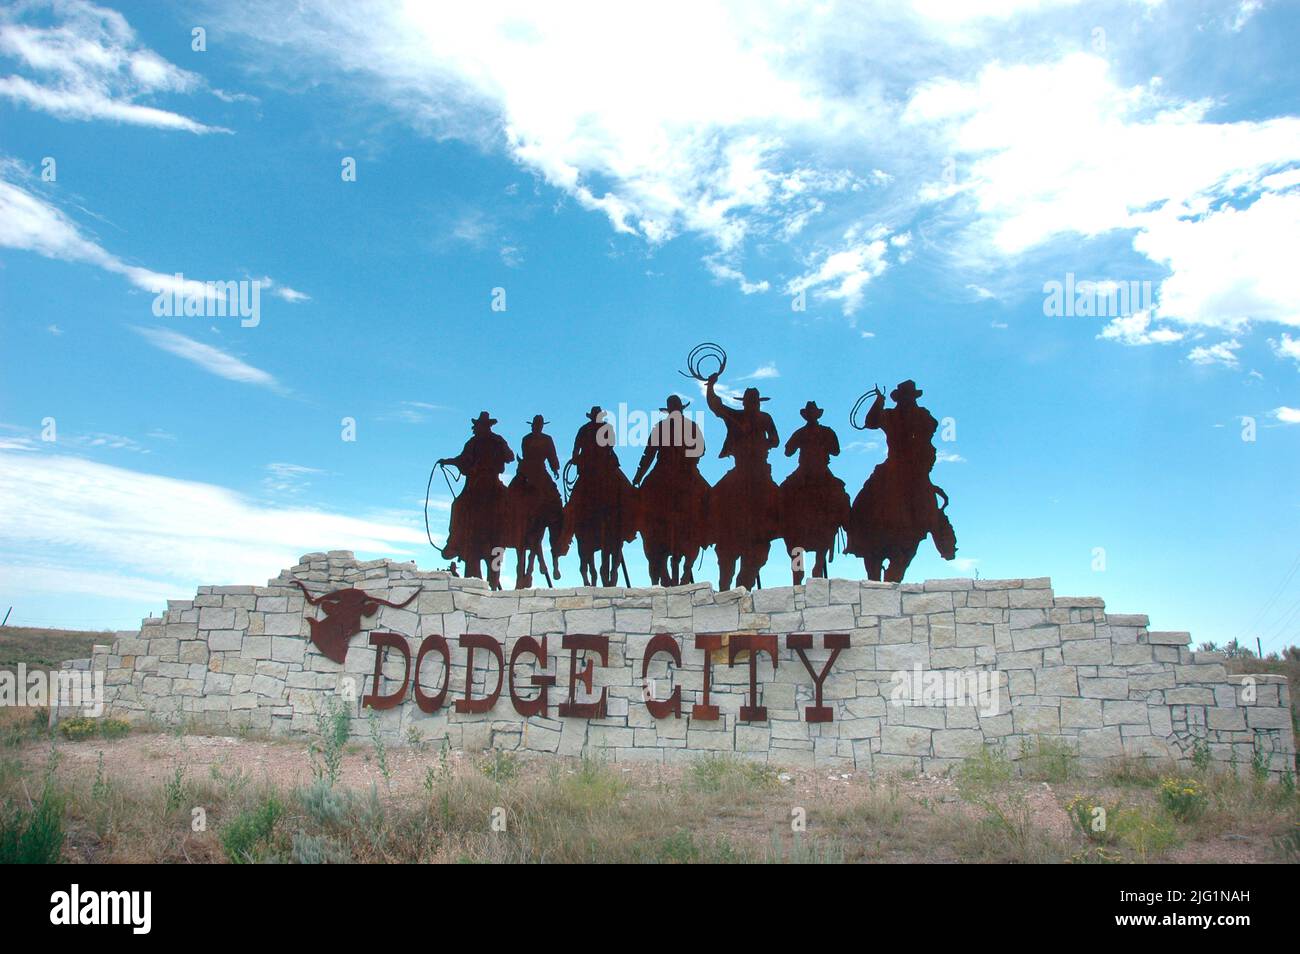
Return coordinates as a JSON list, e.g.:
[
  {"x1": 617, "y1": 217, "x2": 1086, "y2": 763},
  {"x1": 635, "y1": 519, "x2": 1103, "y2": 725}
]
[
  {"x1": 363, "y1": 632, "x2": 410, "y2": 710},
  {"x1": 728, "y1": 633, "x2": 777, "y2": 722},
  {"x1": 787, "y1": 633, "x2": 849, "y2": 723},
  {"x1": 456, "y1": 633, "x2": 504, "y2": 714},
  {"x1": 692, "y1": 633, "x2": 722, "y2": 720},
  {"x1": 641, "y1": 633, "x2": 682, "y2": 719},
  {"x1": 509, "y1": 635, "x2": 556, "y2": 717},
  {"x1": 412, "y1": 633, "x2": 451, "y2": 713},
  {"x1": 557, "y1": 634, "x2": 608, "y2": 718}
]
